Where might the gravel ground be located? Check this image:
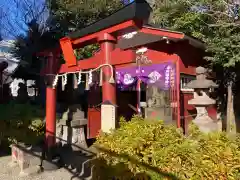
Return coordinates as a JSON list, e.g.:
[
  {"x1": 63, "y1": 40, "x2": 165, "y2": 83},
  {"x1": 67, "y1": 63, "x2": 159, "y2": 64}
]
[{"x1": 0, "y1": 156, "x2": 82, "y2": 180}]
